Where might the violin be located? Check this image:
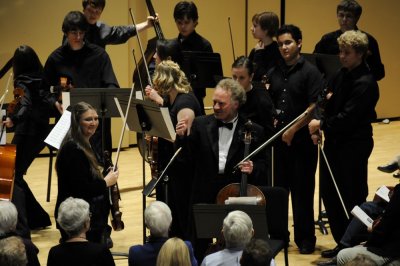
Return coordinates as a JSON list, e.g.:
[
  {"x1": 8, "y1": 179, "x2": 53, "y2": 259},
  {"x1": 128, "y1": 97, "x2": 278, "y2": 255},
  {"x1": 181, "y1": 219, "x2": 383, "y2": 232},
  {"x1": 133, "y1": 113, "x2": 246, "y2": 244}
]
[
  {"x1": 6, "y1": 87, "x2": 24, "y2": 117},
  {"x1": 50, "y1": 76, "x2": 74, "y2": 102},
  {"x1": 103, "y1": 150, "x2": 124, "y2": 231},
  {"x1": 216, "y1": 120, "x2": 266, "y2": 205}
]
